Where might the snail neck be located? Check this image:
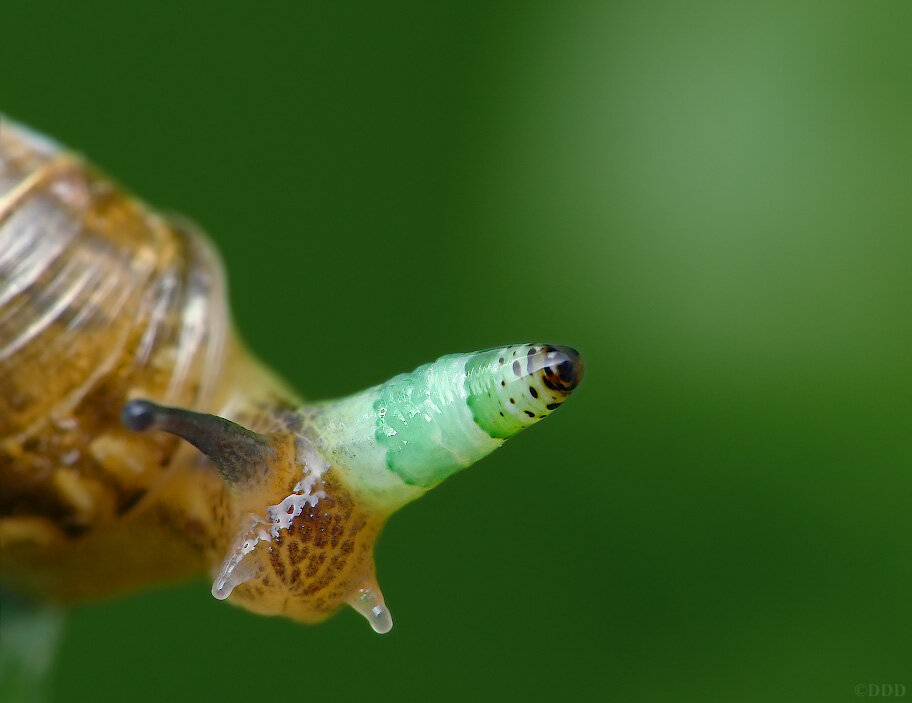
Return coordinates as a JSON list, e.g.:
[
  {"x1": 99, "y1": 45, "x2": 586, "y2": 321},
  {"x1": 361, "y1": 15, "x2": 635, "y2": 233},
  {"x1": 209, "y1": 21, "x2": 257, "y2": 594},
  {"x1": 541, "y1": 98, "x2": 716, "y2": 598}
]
[{"x1": 208, "y1": 335, "x2": 305, "y2": 431}]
